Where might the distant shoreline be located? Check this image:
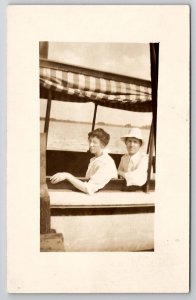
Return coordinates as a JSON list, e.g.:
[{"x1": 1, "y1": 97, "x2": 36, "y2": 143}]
[{"x1": 40, "y1": 117, "x2": 150, "y2": 129}]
